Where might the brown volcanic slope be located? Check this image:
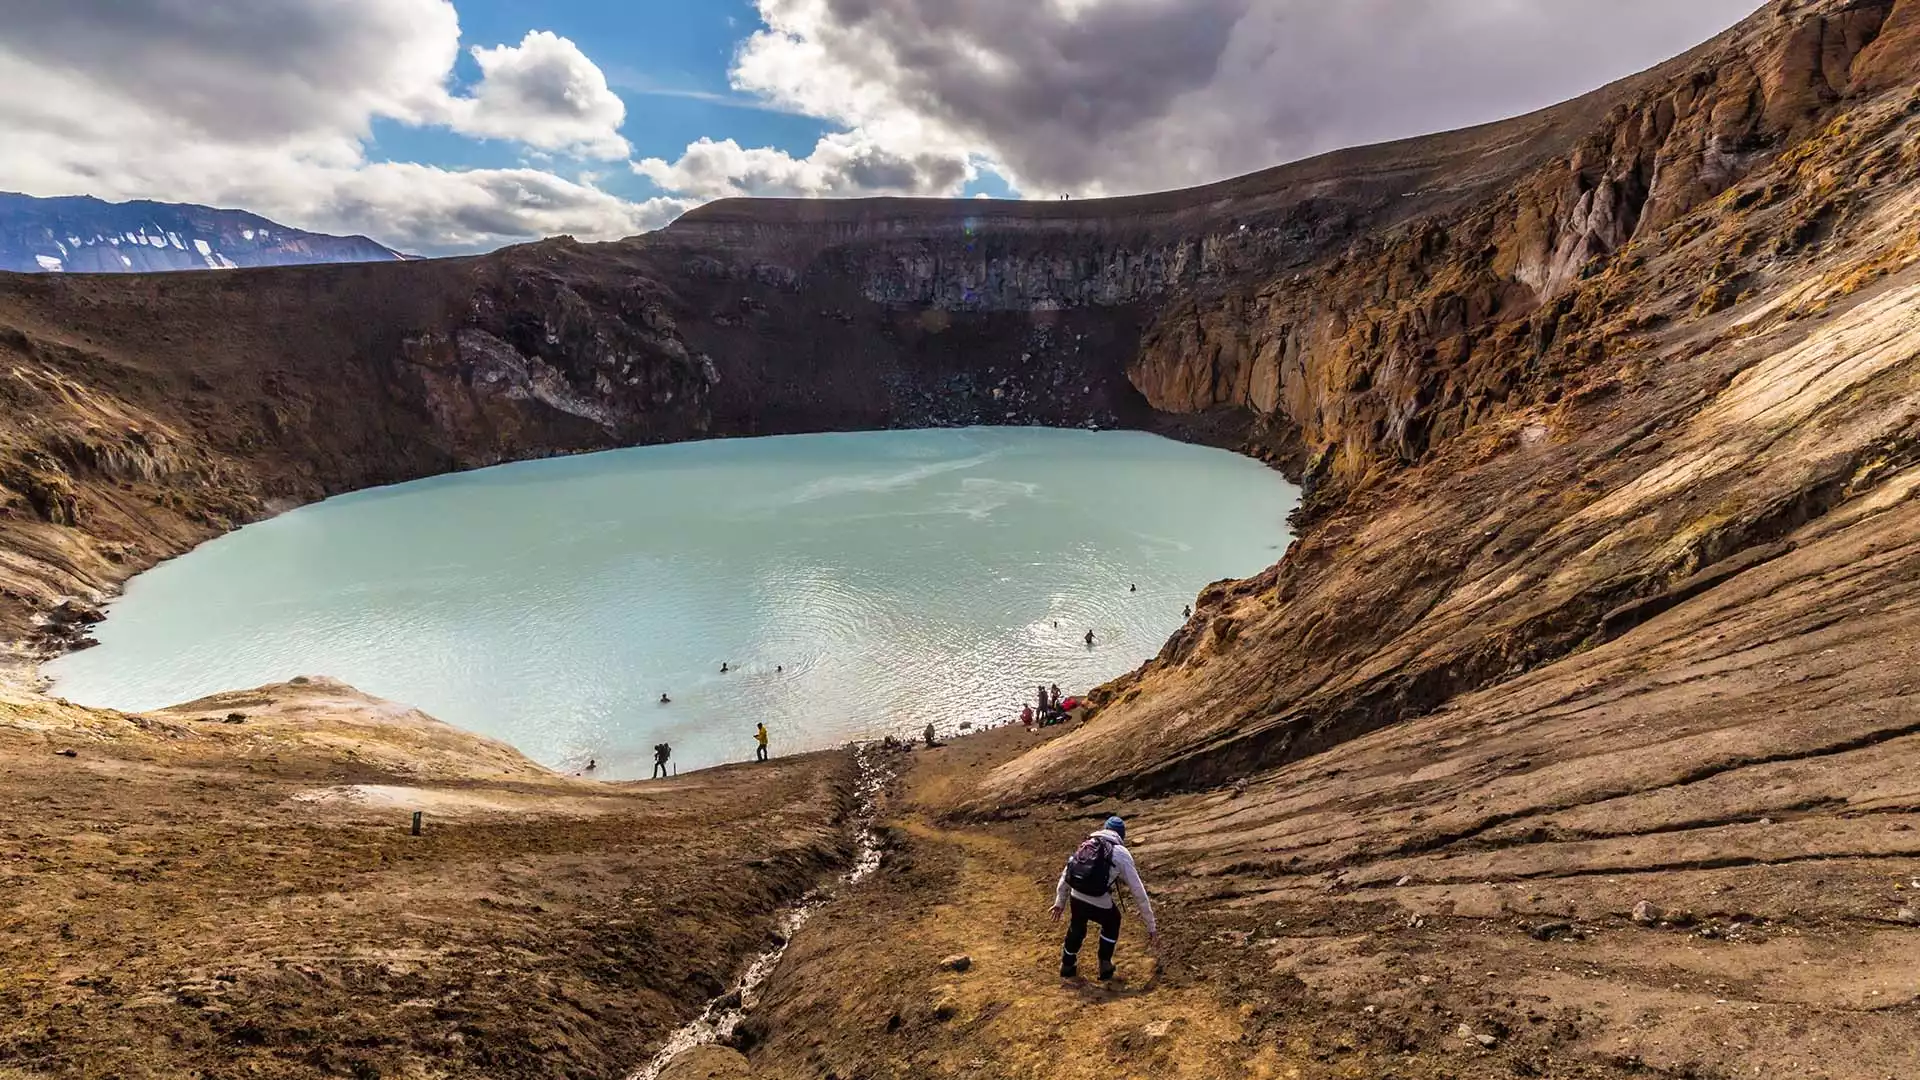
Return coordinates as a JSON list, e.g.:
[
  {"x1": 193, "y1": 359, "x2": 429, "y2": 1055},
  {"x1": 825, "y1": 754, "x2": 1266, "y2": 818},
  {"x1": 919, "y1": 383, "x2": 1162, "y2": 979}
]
[
  {"x1": 0, "y1": 0, "x2": 1793, "y2": 644},
  {"x1": 0, "y1": 0, "x2": 1917, "y2": 1076}
]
